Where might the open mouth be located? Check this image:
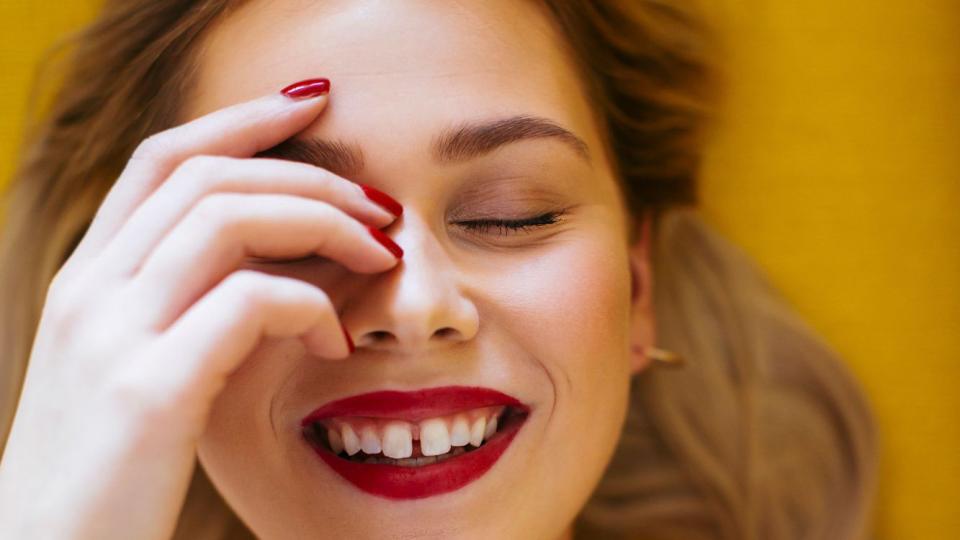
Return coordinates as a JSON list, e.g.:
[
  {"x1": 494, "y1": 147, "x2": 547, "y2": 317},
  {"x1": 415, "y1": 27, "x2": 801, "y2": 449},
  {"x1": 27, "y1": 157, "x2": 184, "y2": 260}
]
[
  {"x1": 300, "y1": 386, "x2": 531, "y2": 499},
  {"x1": 303, "y1": 405, "x2": 528, "y2": 467}
]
